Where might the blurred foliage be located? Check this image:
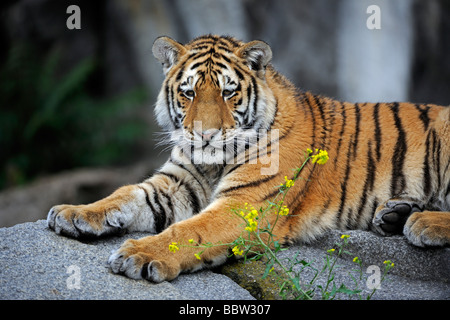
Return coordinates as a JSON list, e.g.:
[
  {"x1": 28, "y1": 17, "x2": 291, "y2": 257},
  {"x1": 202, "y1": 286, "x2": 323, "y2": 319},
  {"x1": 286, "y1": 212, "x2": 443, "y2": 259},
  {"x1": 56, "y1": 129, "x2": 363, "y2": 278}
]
[{"x1": 0, "y1": 43, "x2": 148, "y2": 189}]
